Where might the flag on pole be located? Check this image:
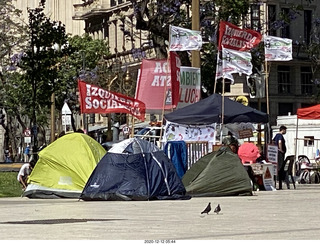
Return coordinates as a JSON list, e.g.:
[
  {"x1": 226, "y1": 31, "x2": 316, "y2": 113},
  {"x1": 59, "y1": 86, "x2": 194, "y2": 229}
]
[
  {"x1": 78, "y1": 80, "x2": 146, "y2": 121},
  {"x1": 169, "y1": 25, "x2": 203, "y2": 51},
  {"x1": 218, "y1": 21, "x2": 262, "y2": 51},
  {"x1": 222, "y1": 47, "x2": 253, "y2": 76},
  {"x1": 264, "y1": 35, "x2": 292, "y2": 61},
  {"x1": 215, "y1": 52, "x2": 235, "y2": 84},
  {"x1": 135, "y1": 53, "x2": 180, "y2": 113}
]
